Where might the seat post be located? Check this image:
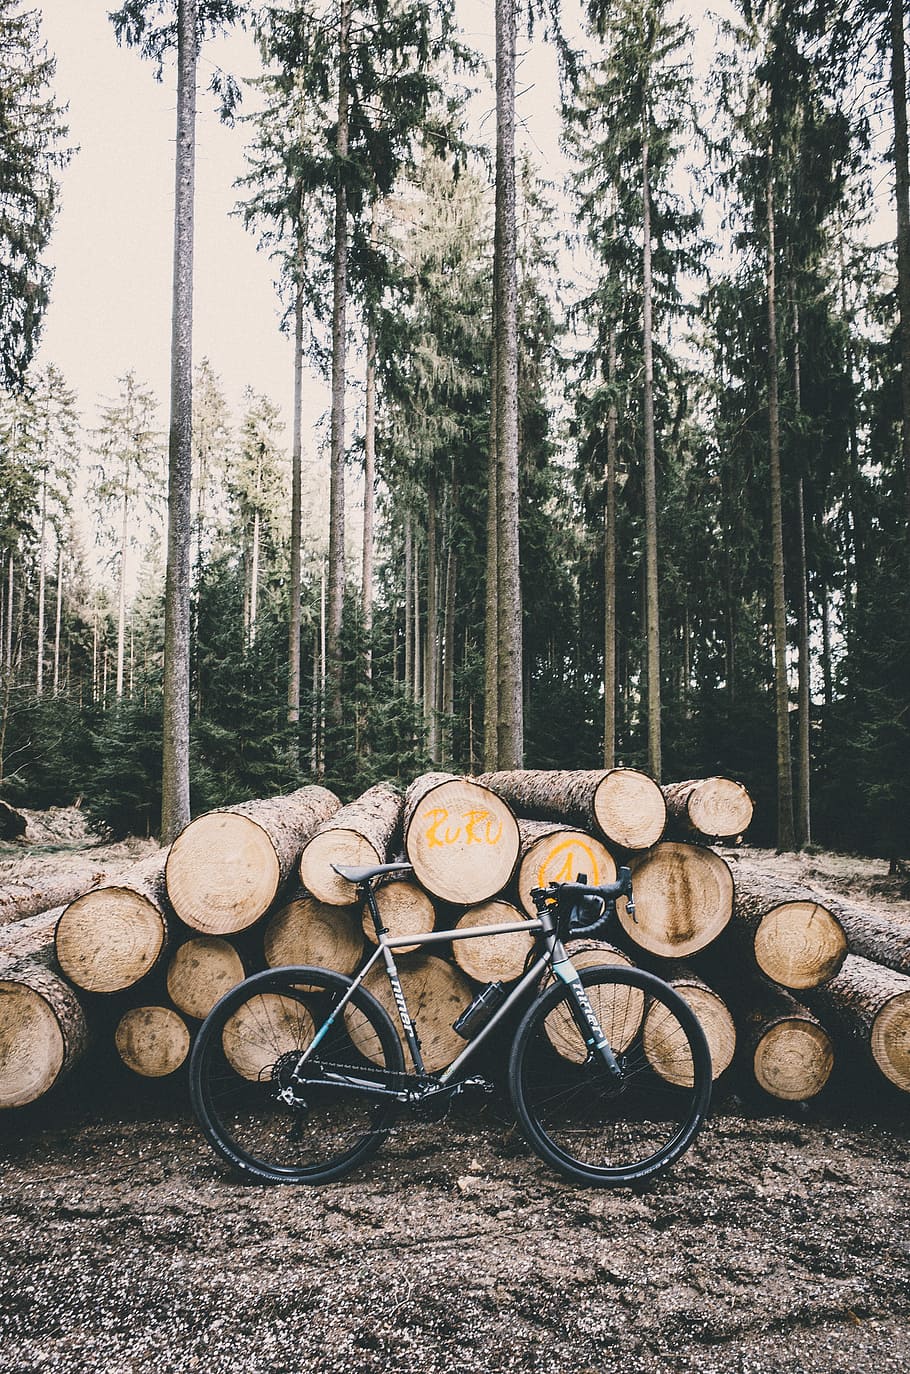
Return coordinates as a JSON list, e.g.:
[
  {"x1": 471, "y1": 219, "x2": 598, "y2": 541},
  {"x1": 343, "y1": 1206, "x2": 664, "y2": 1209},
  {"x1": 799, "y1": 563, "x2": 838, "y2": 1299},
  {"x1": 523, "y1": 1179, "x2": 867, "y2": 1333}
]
[{"x1": 362, "y1": 881, "x2": 387, "y2": 944}]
